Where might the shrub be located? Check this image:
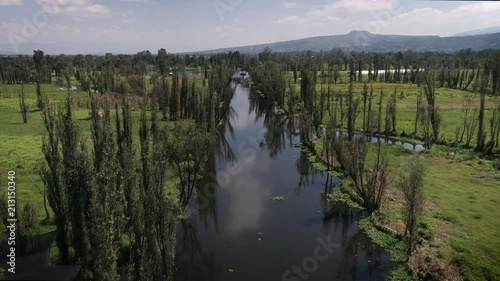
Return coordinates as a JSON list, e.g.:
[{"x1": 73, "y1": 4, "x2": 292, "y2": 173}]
[{"x1": 493, "y1": 159, "x2": 500, "y2": 171}]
